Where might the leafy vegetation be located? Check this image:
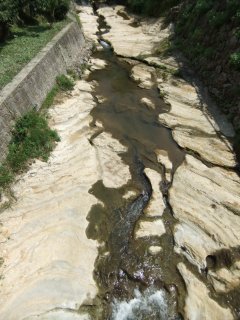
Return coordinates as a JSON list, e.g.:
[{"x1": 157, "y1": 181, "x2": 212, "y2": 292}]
[
  {"x1": 0, "y1": 0, "x2": 71, "y2": 42},
  {"x1": 0, "y1": 72, "x2": 75, "y2": 190},
  {"x1": 0, "y1": 20, "x2": 68, "y2": 89},
  {"x1": 0, "y1": 111, "x2": 60, "y2": 189},
  {"x1": 125, "y1": 0, "x2": 181, "y2": 16},
  {"x1": 230, "y1": 52, "x2": 240, "y2": 71},
  {"x1": 0, "y1": 0, "x2": 71, "y2": 87},
  {"x1": 56, "y1": 74, "x2": 74, "y2": 91},
  {"x1": 41, "y1": 74, "x2": 74, "y2": 109}
]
